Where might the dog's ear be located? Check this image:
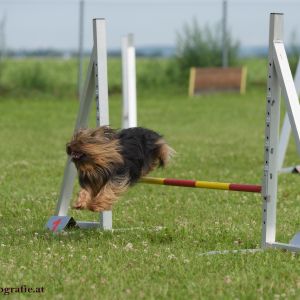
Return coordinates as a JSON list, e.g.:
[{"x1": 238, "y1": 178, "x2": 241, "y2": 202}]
[
  {"x1": 91, "y1": 126, "x2": 116, "y2": 140},
  {"x1": 103, "y1": 126, "x2": 117, "y2": 140},
  {"x1": 72, "y1": 127, "x2": 117, "y2": 142}
]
